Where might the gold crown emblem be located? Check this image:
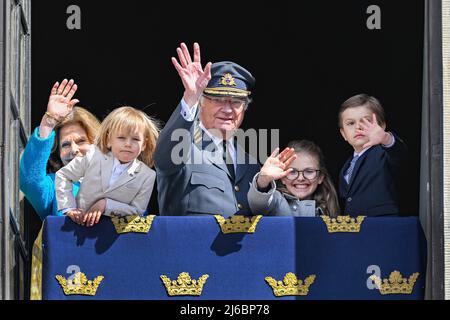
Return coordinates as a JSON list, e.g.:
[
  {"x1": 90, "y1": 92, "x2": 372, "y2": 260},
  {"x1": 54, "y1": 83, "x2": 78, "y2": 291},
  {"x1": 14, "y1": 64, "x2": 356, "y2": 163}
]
[
  {"x1": 220, "y1": 73, "x2": 237, "y2": 86},
  {"x1": 320, "y1": 215, "x2": 365, "y2": 233},
  {"x1": 370, "y1": 271, "x2": 420, "y2": 295},
  {"x1": 55, "y1": 272, "x2": 104, "y2": 296},
  {"x1": 265, "y1": 273, "x2": 316, "y2": 297},
  {"x1": 214, "y1": 215, "x2": 262, "y2": 234},
  {"x1": 111, "y1": 215, "x2": 155, "y2": 234},
  {"x1": 160, "y1": 272, "x2": 209, "y2": 296}
]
